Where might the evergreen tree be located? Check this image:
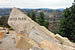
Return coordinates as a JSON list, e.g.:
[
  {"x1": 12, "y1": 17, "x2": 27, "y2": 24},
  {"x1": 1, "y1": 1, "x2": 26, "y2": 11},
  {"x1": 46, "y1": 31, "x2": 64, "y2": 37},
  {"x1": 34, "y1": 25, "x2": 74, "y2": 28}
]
[
  {"x1": 31, "y1": 11, "x2": 36, "y2": 22},
  {"x1": 58, "y1": 5, "x2": 75, "y2": 42},
  {"x1": 27, "y1": 11, "x2": 50, "y2": 29},
  {"x1": 0, "y1": 17, "x2": 3, "y2": 25},
  {"x1": 27, "y1": 12, "x2": 31, "y2": 17},
  {"x1": 1, "y1": 16, "x2": 7, "y2": 26},
  {"x1": 37, "y1": 12, "x2": 49, "y2": 28},
  {"x1": 38, "y1": 12, "x2": 45, "y2": 25}
]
